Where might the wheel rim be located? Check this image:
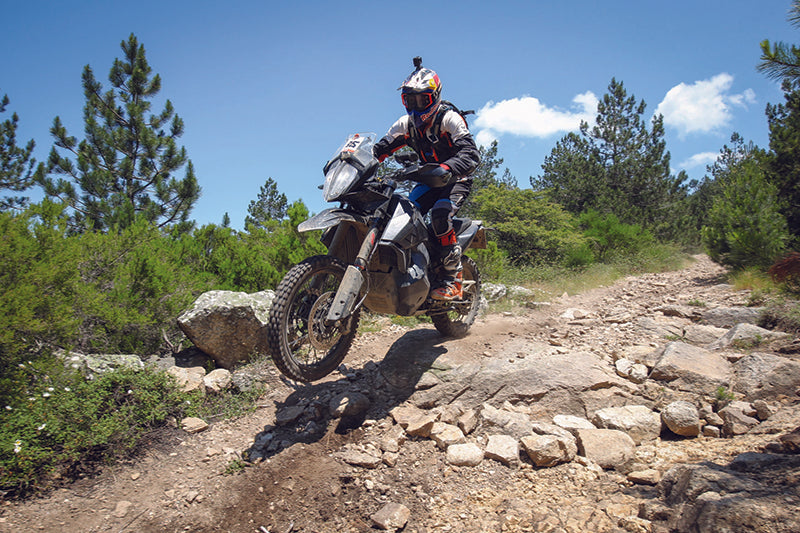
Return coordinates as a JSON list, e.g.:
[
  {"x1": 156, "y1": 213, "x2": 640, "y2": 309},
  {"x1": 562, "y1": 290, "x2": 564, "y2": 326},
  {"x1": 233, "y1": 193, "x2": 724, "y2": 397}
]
[{"x1": 285, "y1": 268, "x2": 348, "y2": 366}]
